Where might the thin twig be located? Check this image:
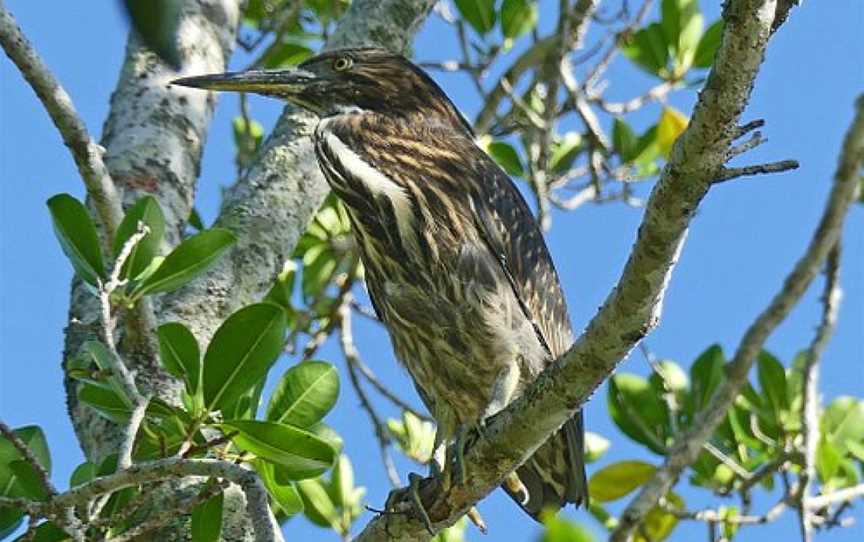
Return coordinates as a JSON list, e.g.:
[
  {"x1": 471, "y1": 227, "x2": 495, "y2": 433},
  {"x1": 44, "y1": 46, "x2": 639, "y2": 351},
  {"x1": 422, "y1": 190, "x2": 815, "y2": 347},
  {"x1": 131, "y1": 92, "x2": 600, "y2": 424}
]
[
  {"x1": 592, "y1": 81, "x2": 675, "y2": 114},
  {"x1": 807, "y1": 483, "x2": 864, "y2": 510},
  {"x1": 97, "y1": 223, "x2": 152, "y2": 470},
  {"x1": 352, "y1": 357, "x2": 433, "y2": 423},
  {"x1": 715, "y1": 159, "x2": 799, "y2": 183},
  {"x1": 0, "y1": 420, "x2": 57, "y2": 498},
  {"x1": 726, "y1": 130, "x2": 766, "y2": 159},
  {"x1": 339, "y1": 302, "x2": 402, "y2": 488},
  {"x1": 799, "y1": 241, "x2": 843, "y2": 541}
]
